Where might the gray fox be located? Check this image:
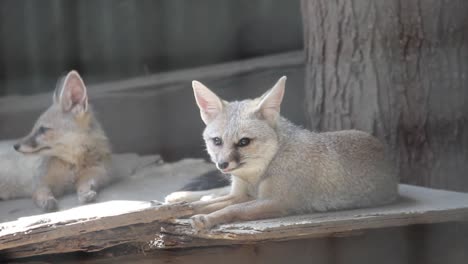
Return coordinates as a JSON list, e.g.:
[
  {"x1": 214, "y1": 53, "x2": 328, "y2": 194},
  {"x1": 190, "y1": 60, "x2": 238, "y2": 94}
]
[
  {"x1": 1, "y1": 70, "x2": 112, "y2": 211},
  {"x1": 167, "y1": 76, "x2": 398, "y2": 231}
]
